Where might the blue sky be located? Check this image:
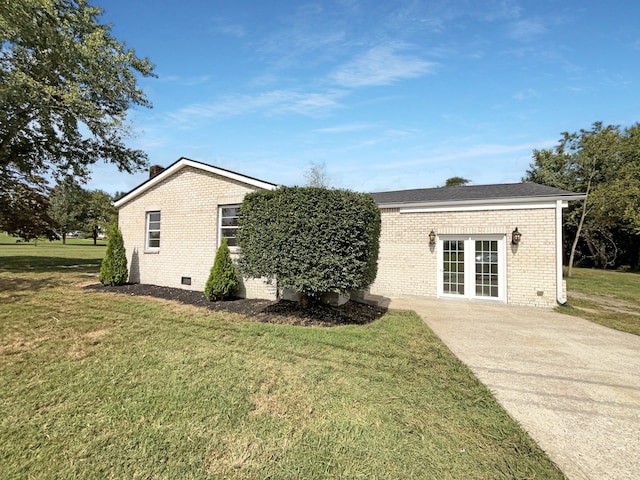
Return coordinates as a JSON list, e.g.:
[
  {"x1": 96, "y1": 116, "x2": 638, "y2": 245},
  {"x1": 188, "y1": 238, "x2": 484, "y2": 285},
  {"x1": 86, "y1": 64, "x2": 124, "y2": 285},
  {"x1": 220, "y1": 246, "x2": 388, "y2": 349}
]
[{"x1": 89, "y1": 0, "x2": 640, "y2": 195}]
